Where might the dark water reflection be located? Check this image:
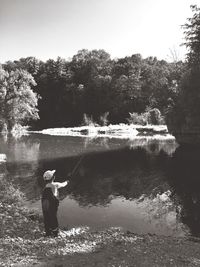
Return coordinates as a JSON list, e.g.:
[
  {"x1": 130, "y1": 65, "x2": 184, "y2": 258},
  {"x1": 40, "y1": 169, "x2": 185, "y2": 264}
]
[{"x1": 1, "y1": 133, "x2": 200, "y2": 236}]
